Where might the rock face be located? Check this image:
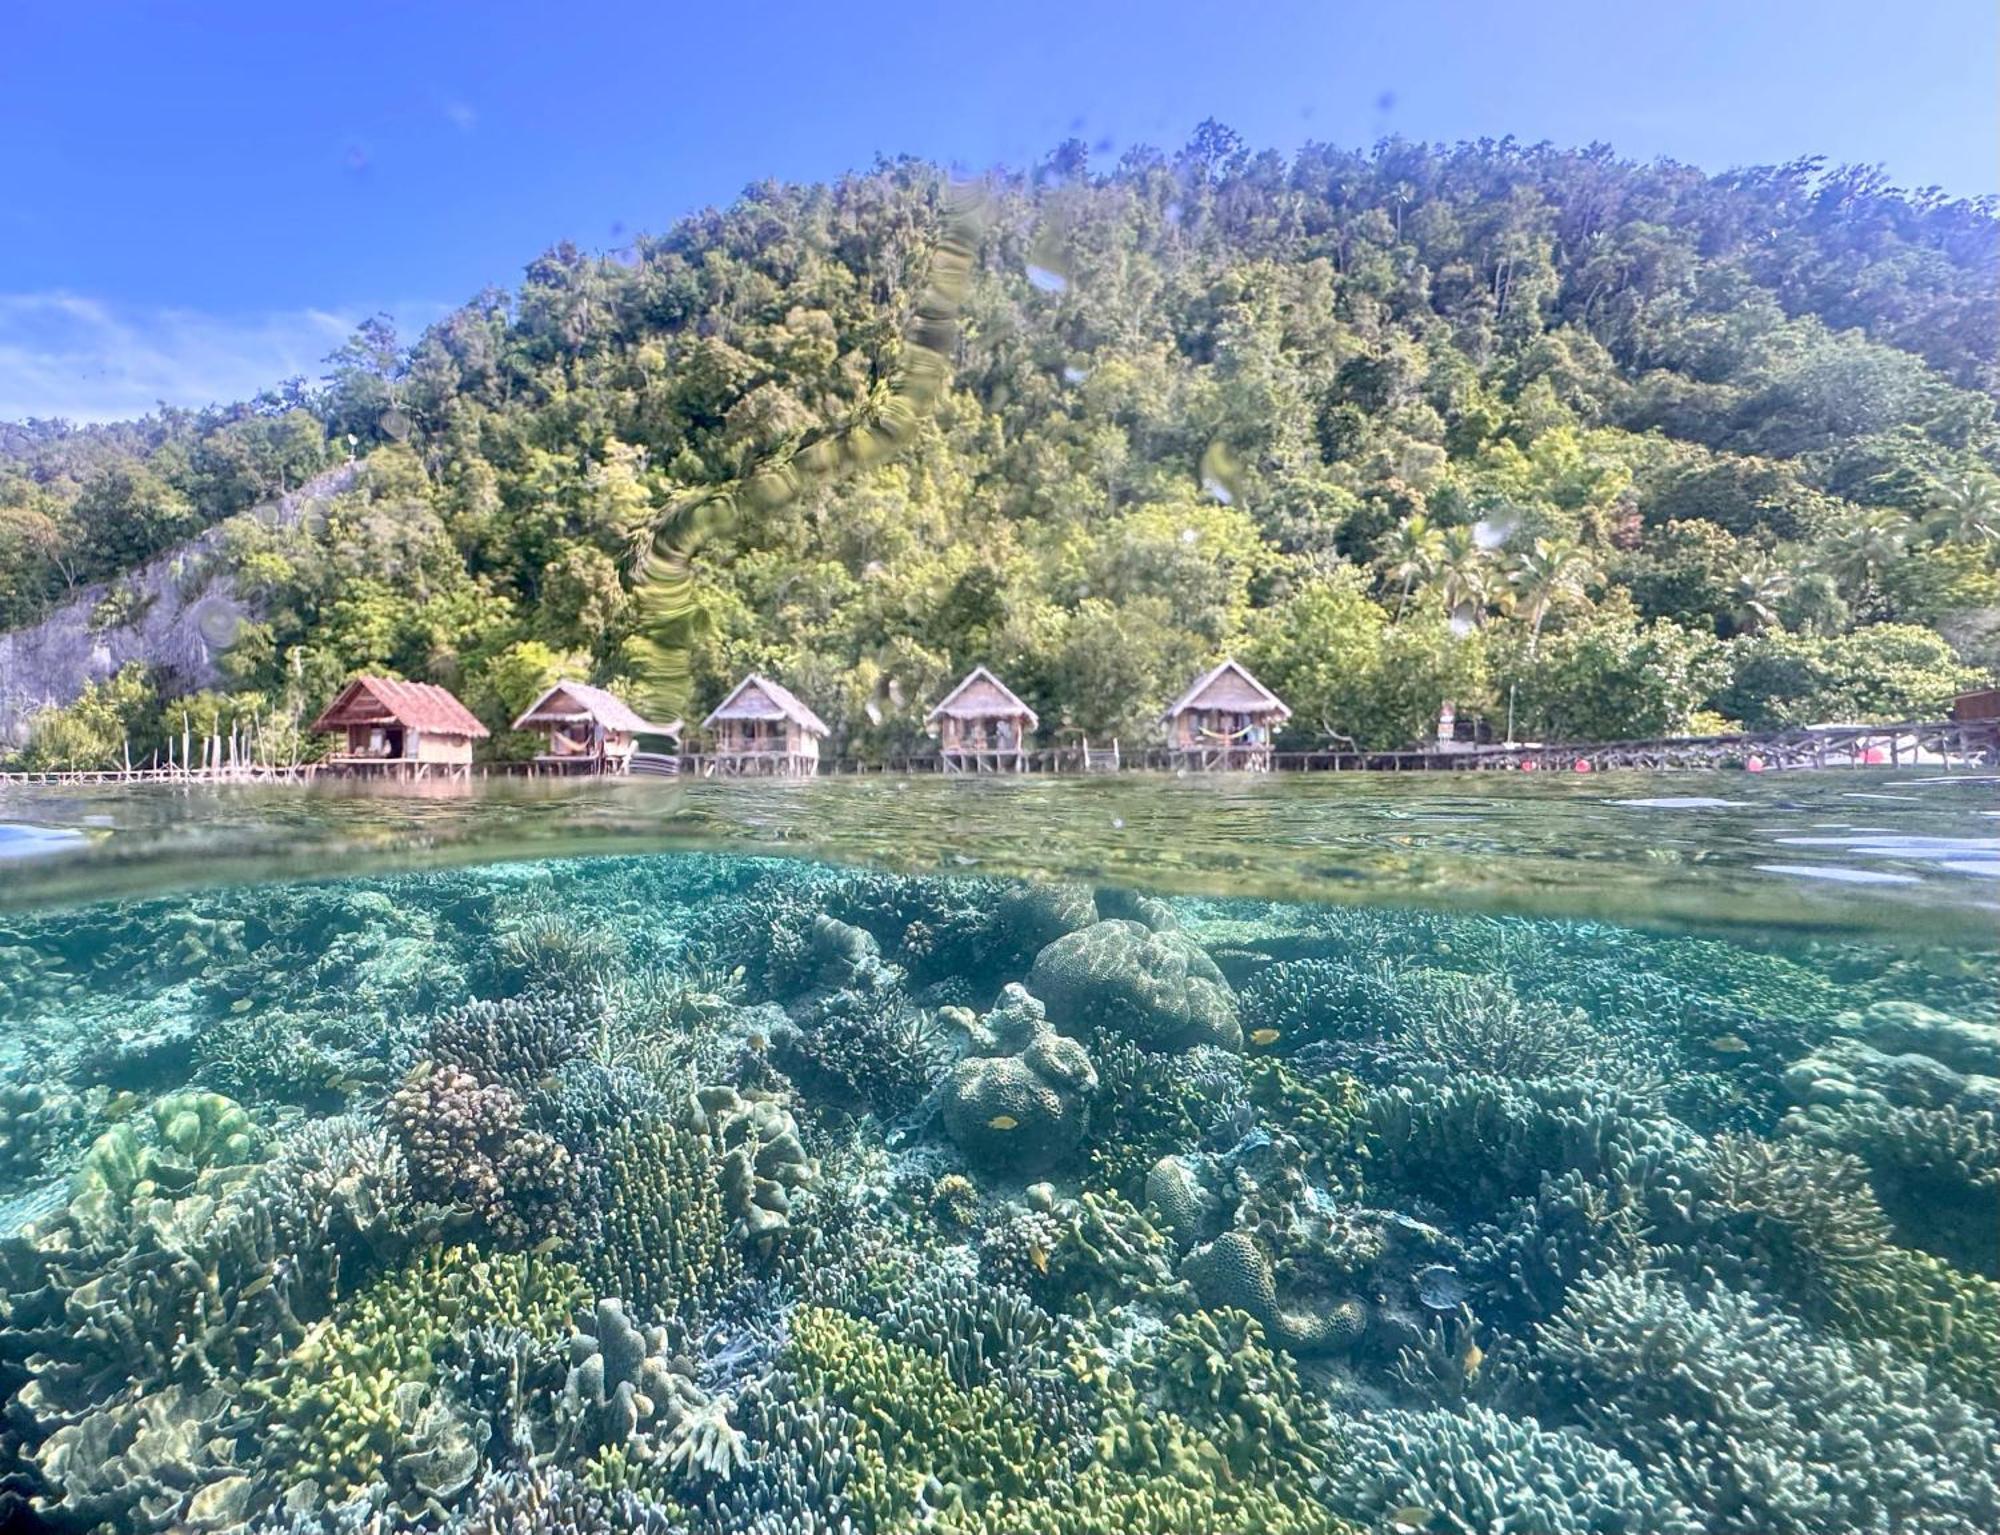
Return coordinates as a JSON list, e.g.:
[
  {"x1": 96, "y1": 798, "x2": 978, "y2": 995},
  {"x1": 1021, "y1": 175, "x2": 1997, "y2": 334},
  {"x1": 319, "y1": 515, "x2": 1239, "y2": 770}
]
[
  {"x1": 941, "y1": 985, "x2": 1098, "y2": 1174},
  {"x1": 0, "y1": 463, "x2": 356, "y2": 747},
  {"x1": 1027, "y1": 920, "x2": 1242, "y2": 1053}
]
